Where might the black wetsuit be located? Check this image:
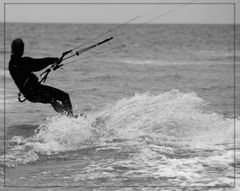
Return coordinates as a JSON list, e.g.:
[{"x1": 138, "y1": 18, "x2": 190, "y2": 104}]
[{"x1": 9, "y1": 55, "x2": 73, "y2": 115}]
